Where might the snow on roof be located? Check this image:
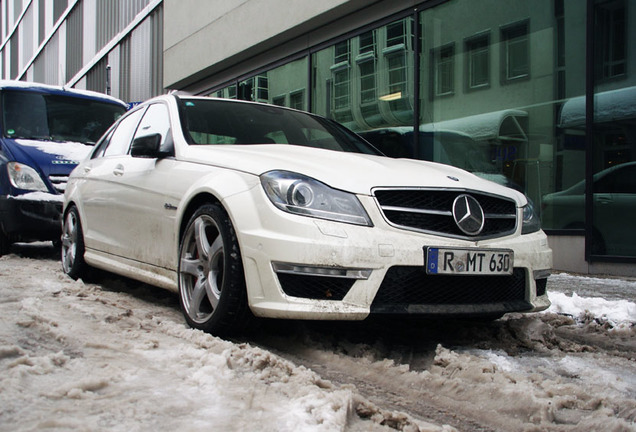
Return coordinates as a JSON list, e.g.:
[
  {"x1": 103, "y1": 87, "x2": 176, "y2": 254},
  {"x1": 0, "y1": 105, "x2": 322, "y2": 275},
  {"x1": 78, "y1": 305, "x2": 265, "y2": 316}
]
[
  {"x1": 559, "y1": 85, "x2": 636, "y2": 128},
  {"x1": 420, "y1": 109, "x2": 528, "y2": 140},
  {"x1": 0, "y1": 80, "x2": 127, "y2": 106}
]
